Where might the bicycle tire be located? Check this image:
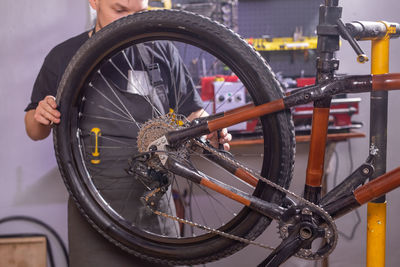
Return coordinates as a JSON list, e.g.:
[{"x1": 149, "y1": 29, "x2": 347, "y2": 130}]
[{"x1": 54, "y1": 9, "x2": 295, "y2": 265}]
